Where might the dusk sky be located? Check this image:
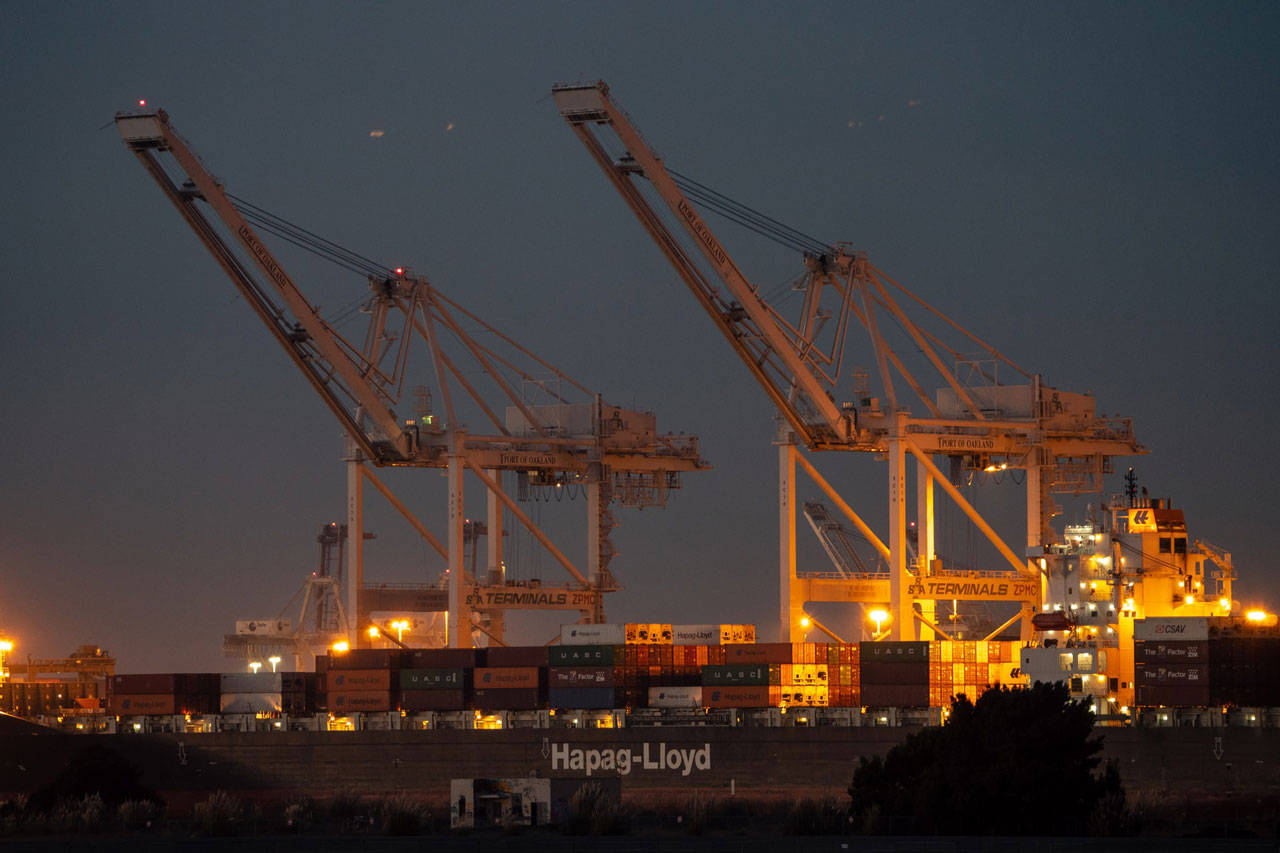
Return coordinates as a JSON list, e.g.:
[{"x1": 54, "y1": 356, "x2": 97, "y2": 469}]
[{"x1": 2, "y1": 3, "x2": 1277, "y2": 673}]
